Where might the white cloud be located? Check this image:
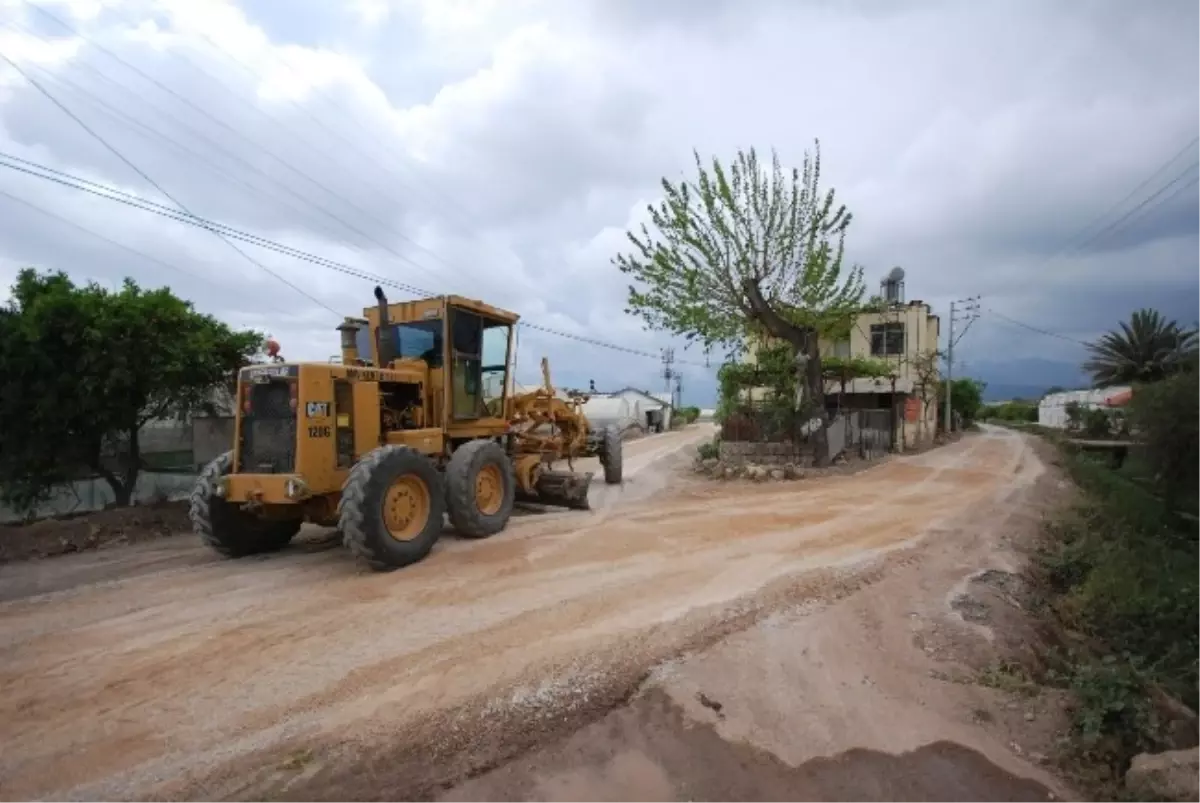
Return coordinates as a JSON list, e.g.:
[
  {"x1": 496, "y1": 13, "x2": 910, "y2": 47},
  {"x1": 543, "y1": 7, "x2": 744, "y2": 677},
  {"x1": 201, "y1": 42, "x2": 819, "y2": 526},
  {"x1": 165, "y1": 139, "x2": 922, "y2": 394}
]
[{"x1": 0, "y1": 0, "x2": 1196, "y2": 402}]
